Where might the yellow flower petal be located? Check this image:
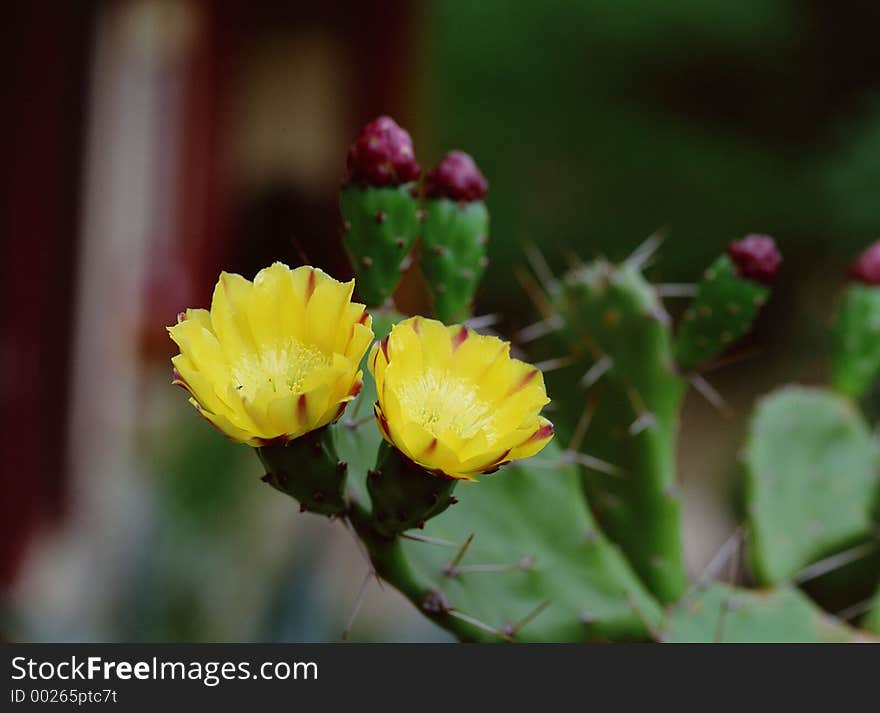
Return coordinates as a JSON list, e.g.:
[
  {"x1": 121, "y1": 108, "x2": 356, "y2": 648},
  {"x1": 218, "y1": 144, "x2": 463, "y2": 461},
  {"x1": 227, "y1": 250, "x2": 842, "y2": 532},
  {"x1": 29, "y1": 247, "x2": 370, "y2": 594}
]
[
  {"x1": 169, "y1": 262, "x2": 374, "y2": 444},
  {"x1": 372, "y1": 316, "x2": 553, "y2": 479},
  {"x1": 210, "y1": 272, "x2": 261, "y2": 370}
]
